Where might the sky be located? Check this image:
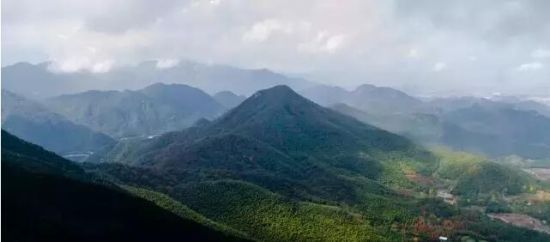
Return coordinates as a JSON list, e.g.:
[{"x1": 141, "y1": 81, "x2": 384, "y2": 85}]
[{"x1": 2, "y1": 0, "x2": 550, "y2": 96}]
